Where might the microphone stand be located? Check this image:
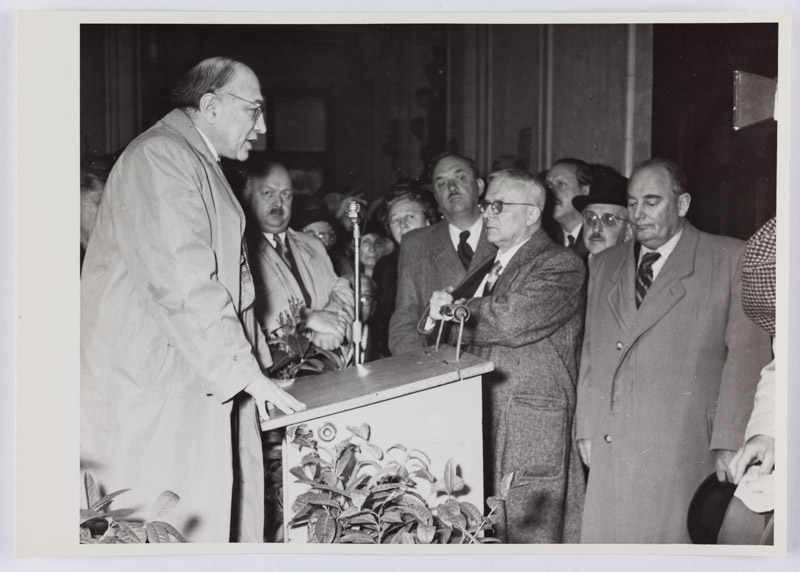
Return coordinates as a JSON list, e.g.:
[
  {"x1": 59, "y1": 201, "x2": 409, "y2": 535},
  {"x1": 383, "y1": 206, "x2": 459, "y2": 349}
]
[{"x1": 347, "y1": 202, "x2": 362, "y2": 365}]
